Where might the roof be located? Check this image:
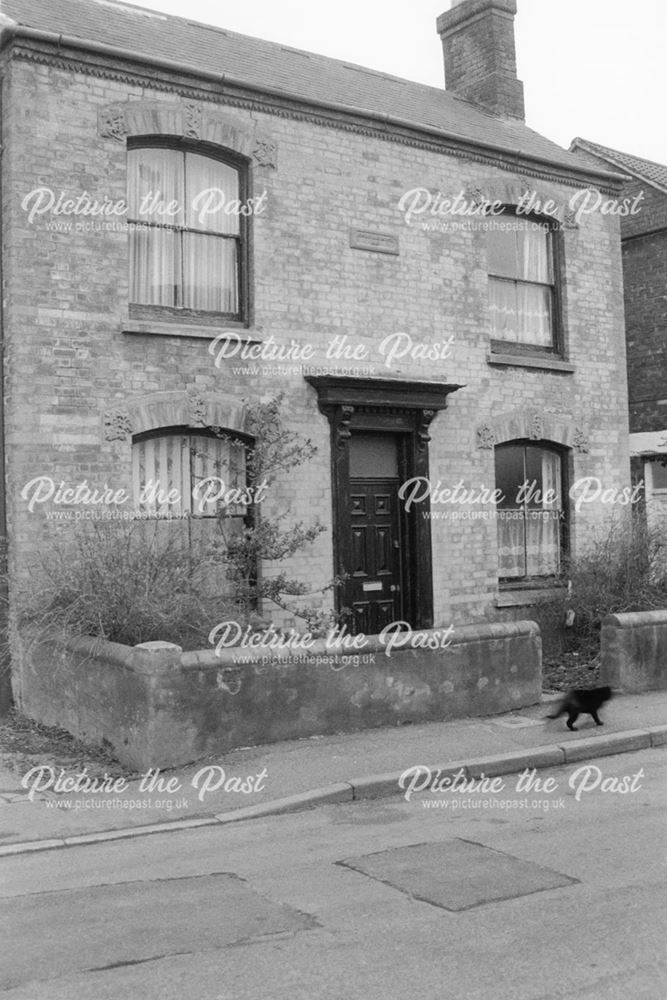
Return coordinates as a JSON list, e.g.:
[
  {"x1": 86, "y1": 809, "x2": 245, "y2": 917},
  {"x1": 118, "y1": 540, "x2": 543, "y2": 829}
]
[
  {"x1": 2, "y1": 0, "x2": 620, "y2": 181},
  {"x1": 571, "y1": 138, "x2": 667, "y2": 195}
]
